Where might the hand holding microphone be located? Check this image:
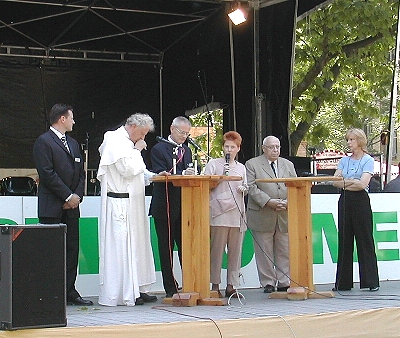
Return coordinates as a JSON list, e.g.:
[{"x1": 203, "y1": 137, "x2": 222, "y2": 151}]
[
  {"x1": 237, "y1": 184, "x2": 248, "y2": 194},
  {"x1": 224, "y1": 153, "x2": 230, "y2": 176}
]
